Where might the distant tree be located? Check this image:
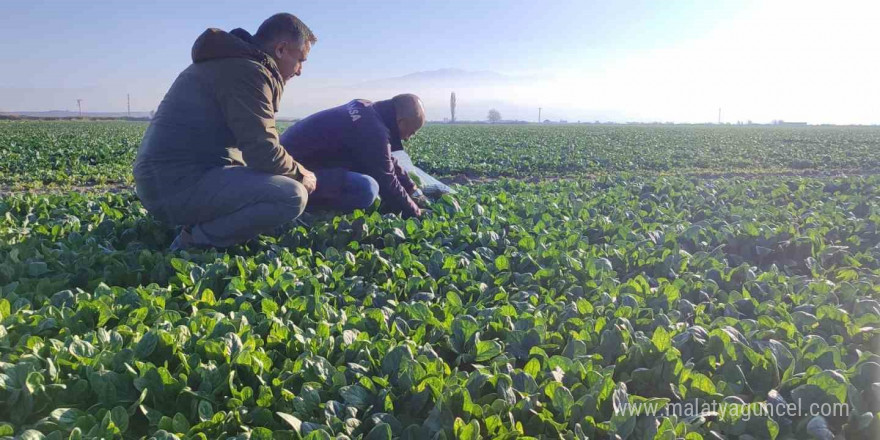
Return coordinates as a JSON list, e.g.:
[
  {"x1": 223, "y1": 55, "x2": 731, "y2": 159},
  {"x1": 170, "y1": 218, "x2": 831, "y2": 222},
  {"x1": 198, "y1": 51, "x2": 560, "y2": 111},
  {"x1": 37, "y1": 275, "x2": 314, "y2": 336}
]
[
  {"x1": 487, "y1": 109, "x2": 501, "y2": 123},
  {"x1": 450, "y1": 92, "x2": 456, "y2": 123}
]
